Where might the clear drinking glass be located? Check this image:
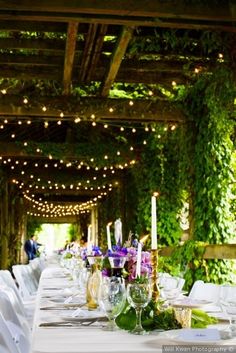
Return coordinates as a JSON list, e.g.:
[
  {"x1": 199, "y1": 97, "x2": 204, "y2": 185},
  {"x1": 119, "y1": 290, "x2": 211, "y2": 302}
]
[
  {"x1": 99, "y1": 276, "x2": 126, "y2": 331},
  {"x1": 127, "y1": 282, "x2": 152, "y2": 335},
  {"x1": 161, "y1": 277, "x2": 181, "y2": 306},
  {"x1": 219, "y1": 285, "x2": 236, "y2": 336}
]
